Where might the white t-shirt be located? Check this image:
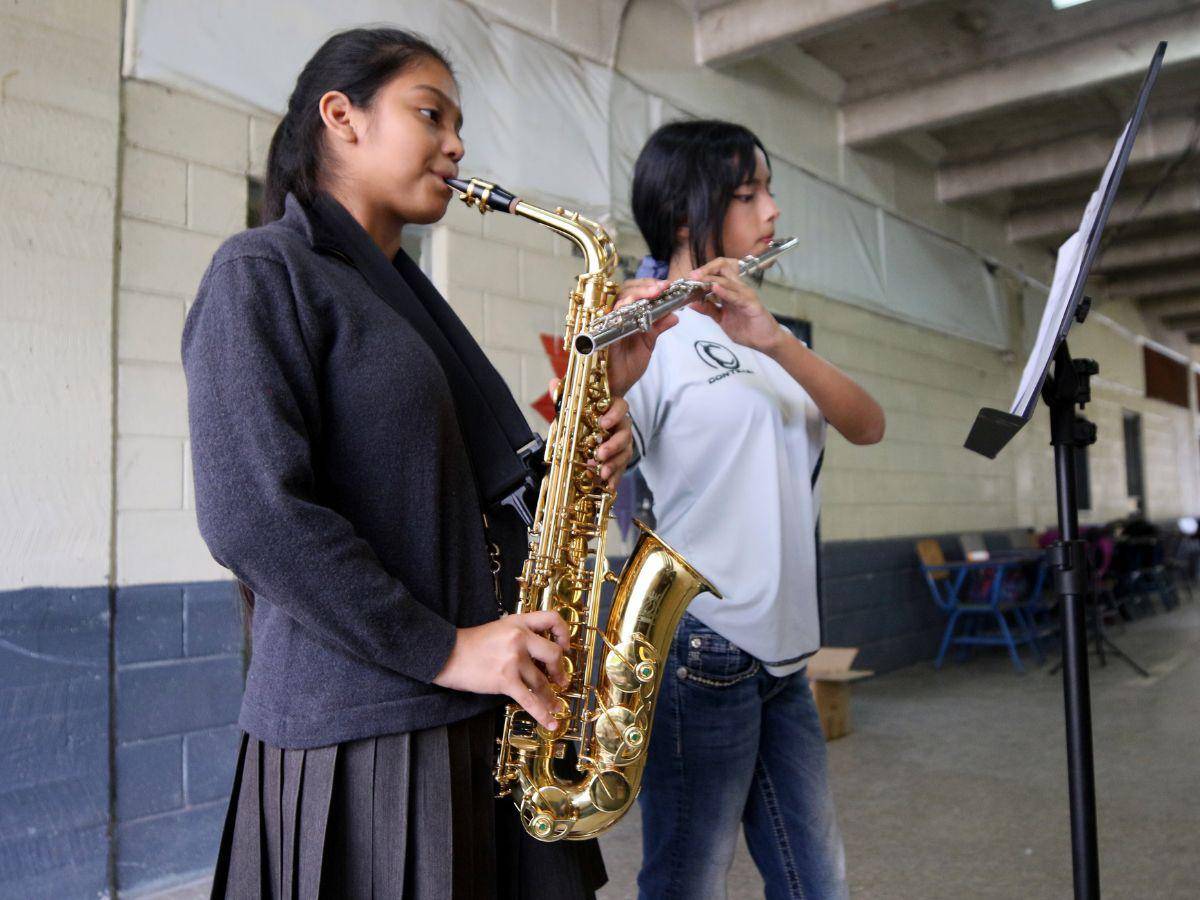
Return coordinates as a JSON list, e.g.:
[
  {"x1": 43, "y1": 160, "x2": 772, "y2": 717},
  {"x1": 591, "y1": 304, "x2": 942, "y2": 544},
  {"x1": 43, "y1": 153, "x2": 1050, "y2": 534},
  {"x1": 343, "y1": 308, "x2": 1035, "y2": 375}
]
[{"x1": 624, "y1": 308, "x2": 827, "y2": 676}]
